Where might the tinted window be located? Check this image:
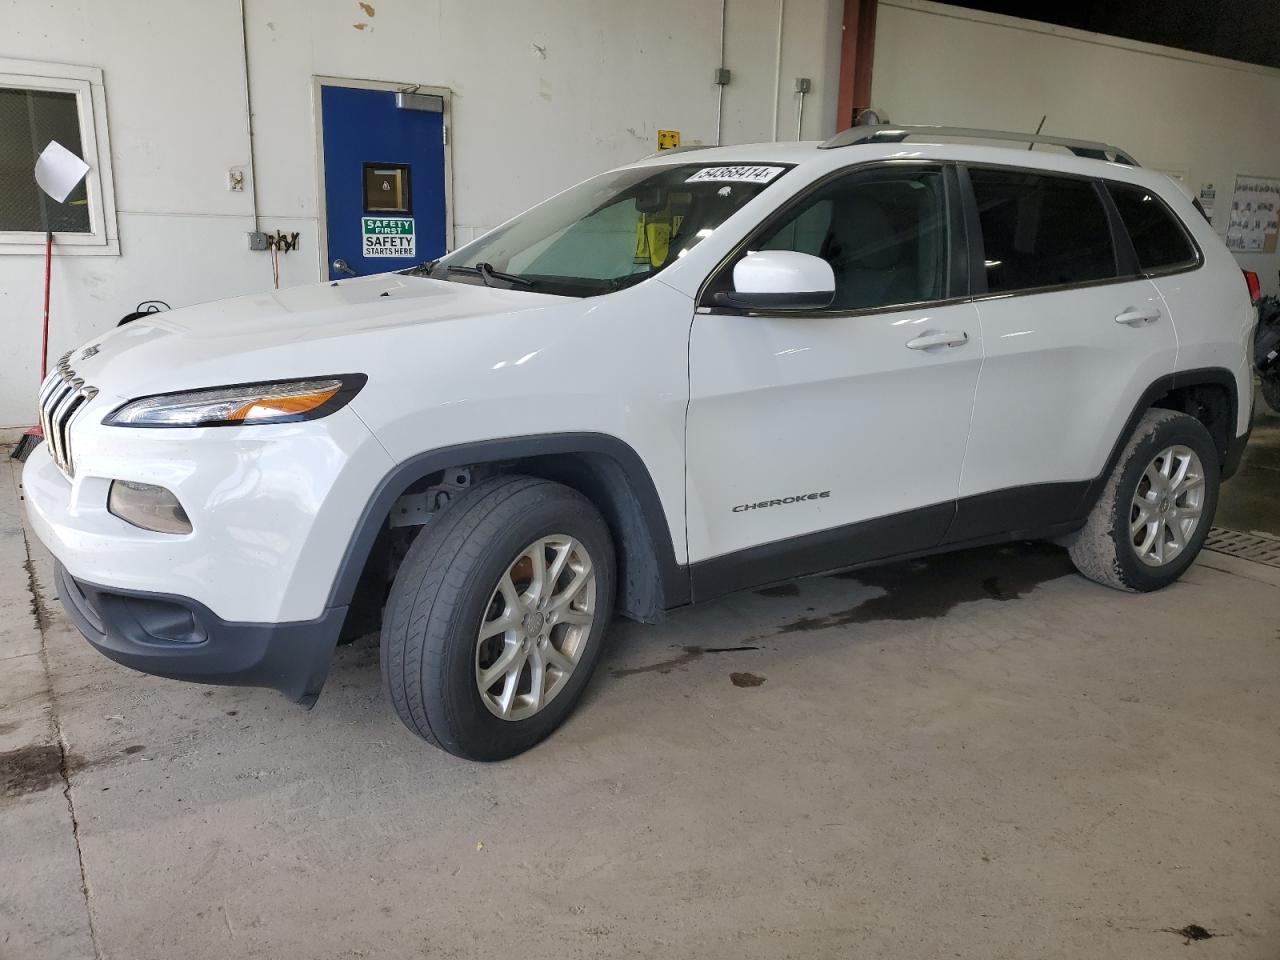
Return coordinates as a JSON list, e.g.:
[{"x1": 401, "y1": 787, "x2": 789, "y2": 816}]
[
  {"x1": 753, "y1": 166, "x2": 949, "y2": 311},
  {"x1": 1107, "y1": 183, "x2": 1197, "y2": 271},
  {"x1": 970, "y1": 169, "x2": 1116, "y2": 293}
]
